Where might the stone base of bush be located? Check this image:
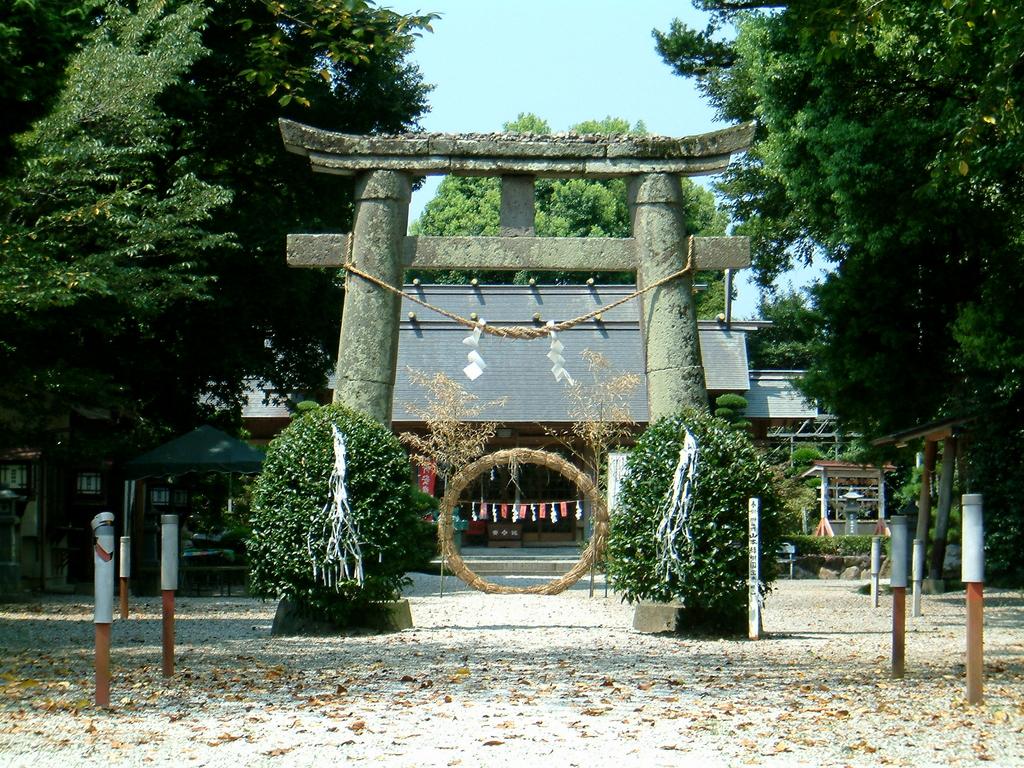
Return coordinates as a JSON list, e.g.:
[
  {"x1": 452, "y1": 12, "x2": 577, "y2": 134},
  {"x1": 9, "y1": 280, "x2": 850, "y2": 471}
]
[
  {"x1": 632, "y1": 602, "x2": 685, "y2": 634},
  {"x1": 632, "y1": 601, "x2": 748, "y2": 636},
  {"x1": 271, "y1": 598, "x2": 413, "y2": 636}
]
